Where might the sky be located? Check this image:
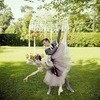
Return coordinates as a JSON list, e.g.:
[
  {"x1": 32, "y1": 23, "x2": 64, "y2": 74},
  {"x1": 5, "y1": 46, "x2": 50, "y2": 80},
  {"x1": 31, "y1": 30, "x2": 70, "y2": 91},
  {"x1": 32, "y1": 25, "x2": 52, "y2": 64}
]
[
  {"x1": 4, "y1": 0, "x2": 51, "y2": 22},
  {"x1": 4, "y1": 0, "x2": 92, "y2": 22}
]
